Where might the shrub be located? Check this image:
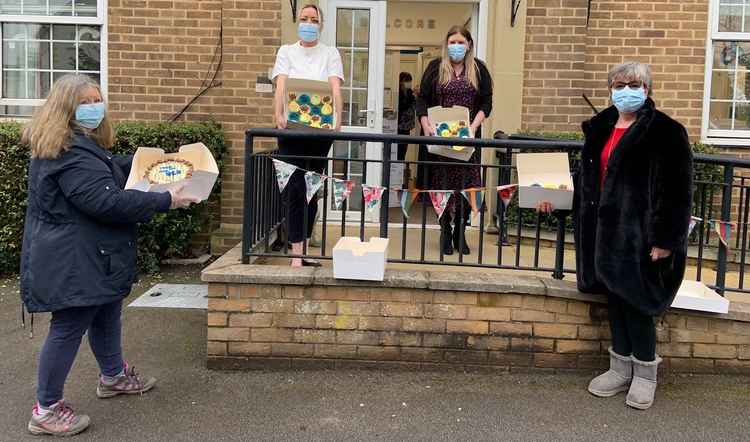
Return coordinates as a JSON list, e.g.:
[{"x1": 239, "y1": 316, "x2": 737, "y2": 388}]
[{"x1": 0, "y1": 120, "x2": 226, "y2": 276}]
